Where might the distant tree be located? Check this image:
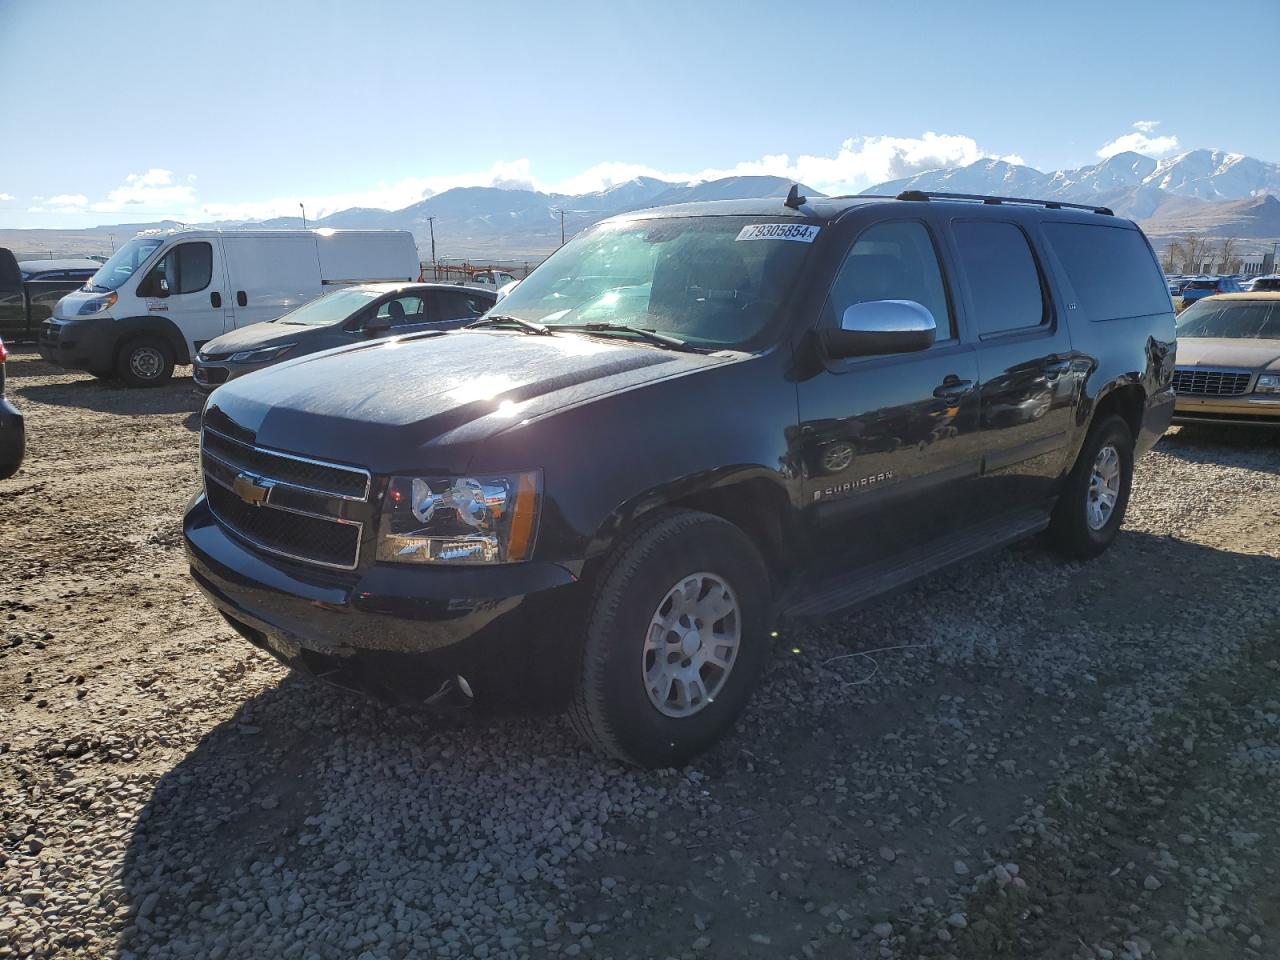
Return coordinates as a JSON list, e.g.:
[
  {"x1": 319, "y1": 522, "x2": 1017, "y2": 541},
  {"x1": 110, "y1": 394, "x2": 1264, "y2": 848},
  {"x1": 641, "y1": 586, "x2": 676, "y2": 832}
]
[
  {"x1": 1170, "y1": 232, "x2": 1212, "y2": 273},
  {"x1": 1218, "y1": 237, "x2": 1242, "y2": 273}
]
